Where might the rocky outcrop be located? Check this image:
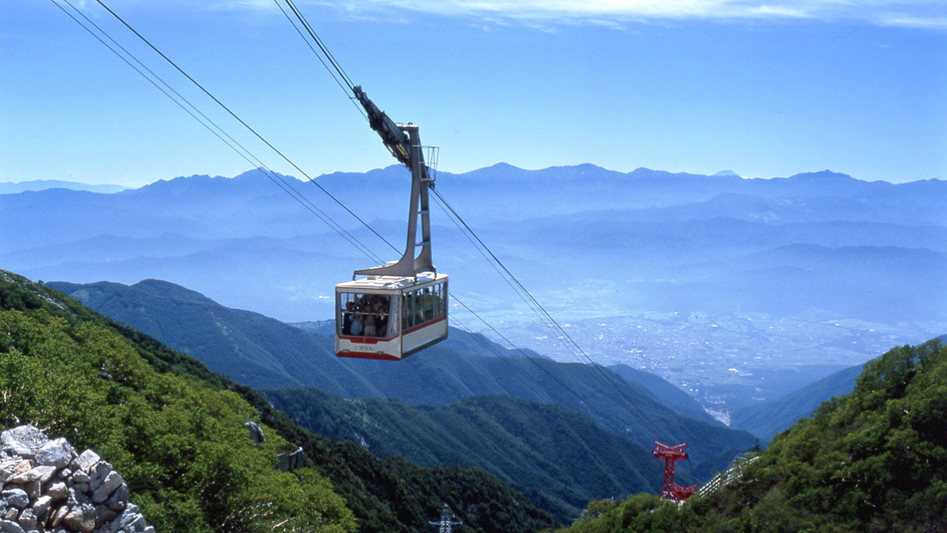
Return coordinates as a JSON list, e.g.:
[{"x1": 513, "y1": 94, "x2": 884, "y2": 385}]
[
  {"x1": 244, "y1": 421, "x2": 303, "y2": 473},
  {"x1": 244, "y1": 421, "x2": 266, "y2": 445},
  {"x1": 0, "y1": 425, "x2": 155, "y2": 533},
  {"x1": 276, "y1": 447, "x2": 303, "y2": 473}
]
